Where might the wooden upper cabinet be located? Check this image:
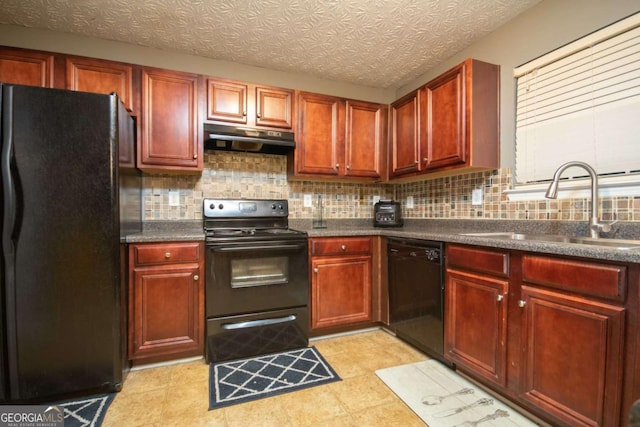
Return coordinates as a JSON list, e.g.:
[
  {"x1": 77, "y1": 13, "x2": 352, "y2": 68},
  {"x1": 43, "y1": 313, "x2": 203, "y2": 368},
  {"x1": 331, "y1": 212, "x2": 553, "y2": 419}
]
[
  {"x1": 206, "y1": 78, "x2": 293, "y2": 129},
  {"x1": 294, "y1": 91, "x2": 343, "y2": 177},
  {"x1": 292, "y1": 92, "x2": 385, "y2": 181},
  {"x1": 139, "y1": 67, "x2": 202, "y2": 173},
  {"x1": 390, "y1": 58, "x2": 499, "y2": 179},
  {"x1": 256, "y1": 85, "x2": 293, "y2": 129},
  {"x1": 422, "y1": 64, "x2": 466, "y2": 169},
  {"x1": 345, "y1": 100, "x2": 387, "y2": 179},
  {"x1": 0, "y1": 47, "x2": 57, "y2": 88},
  {"x1": 390, "y1": 90, "x2": 422, "y2": 177},
  {"x1": 66, "y1": 56, "x2": 135, "y2": 112},
  {"x1": 426, "y1": 59, "x2": 499, "y2": 173},
  {"x1": 207, "y1": 79, "x2": 248, "y2": 124}
]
